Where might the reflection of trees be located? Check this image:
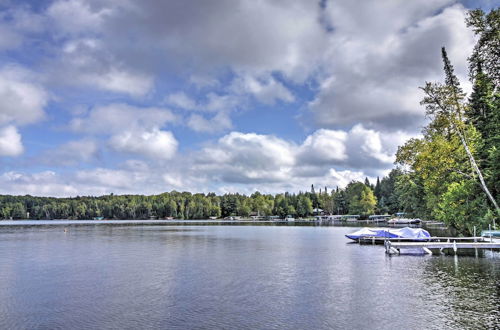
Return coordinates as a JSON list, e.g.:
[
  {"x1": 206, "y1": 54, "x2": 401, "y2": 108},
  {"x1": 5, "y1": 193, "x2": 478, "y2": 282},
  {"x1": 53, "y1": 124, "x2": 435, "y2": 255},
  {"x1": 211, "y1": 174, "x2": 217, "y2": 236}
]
[{"x1": 422, "y1": 257, "x2": 500, "y2": 328}]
